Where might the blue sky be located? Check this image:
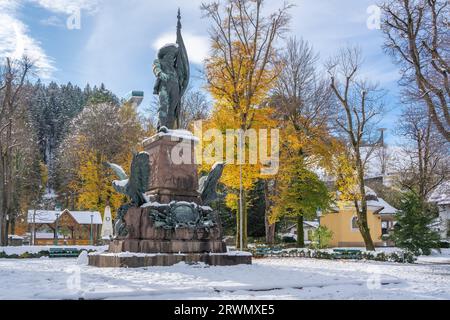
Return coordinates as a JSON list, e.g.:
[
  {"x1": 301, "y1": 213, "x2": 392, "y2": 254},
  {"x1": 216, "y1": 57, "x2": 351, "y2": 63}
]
[{"x1": 0, "y1": 0, "x2": 403, "y2": 143}]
